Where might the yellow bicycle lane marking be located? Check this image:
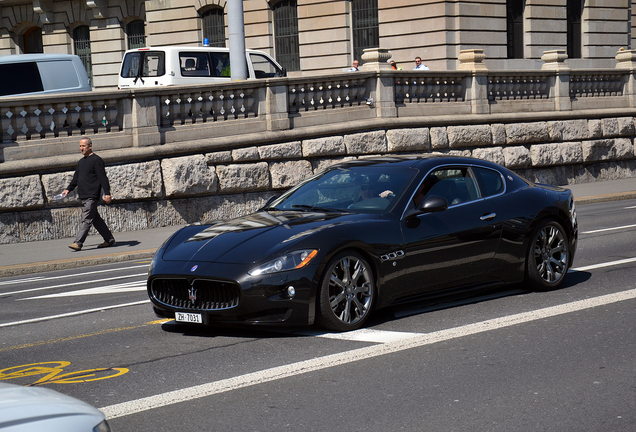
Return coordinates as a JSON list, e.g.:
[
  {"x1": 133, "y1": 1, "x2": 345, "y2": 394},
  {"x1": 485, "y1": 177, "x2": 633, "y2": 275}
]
[
  {"x1": 0, "y1": 319, "x2": 172, "y2": 353},
  {"x1": 0, "y1": 361, "x2": 129, "y2": 386}
]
